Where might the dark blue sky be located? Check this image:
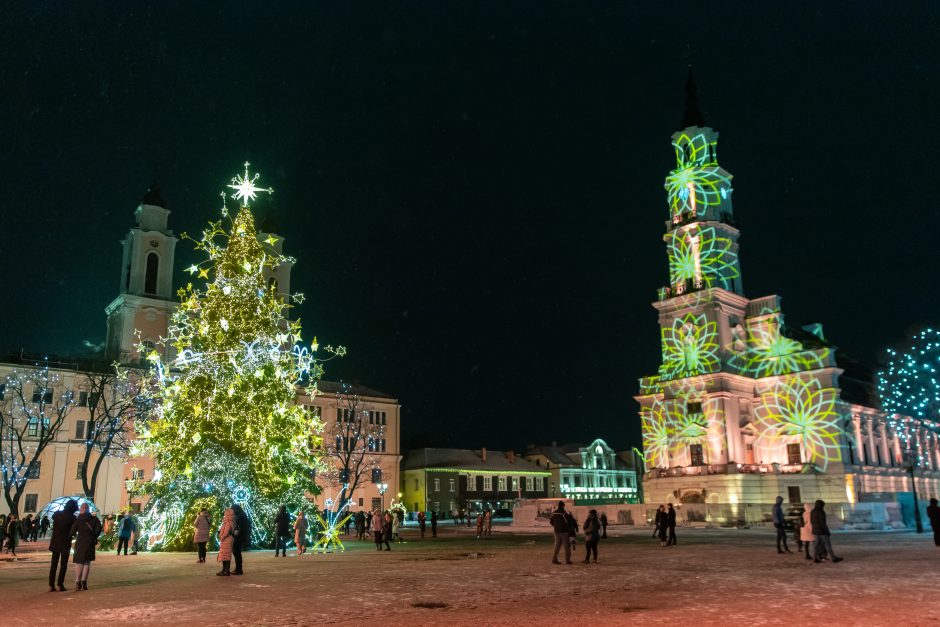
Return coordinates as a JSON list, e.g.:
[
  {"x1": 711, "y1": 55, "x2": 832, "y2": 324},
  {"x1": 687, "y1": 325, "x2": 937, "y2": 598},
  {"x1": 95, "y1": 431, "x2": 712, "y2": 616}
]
[{"x1": 2, "y1": 2, "x2": 938, "y2": 451}]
